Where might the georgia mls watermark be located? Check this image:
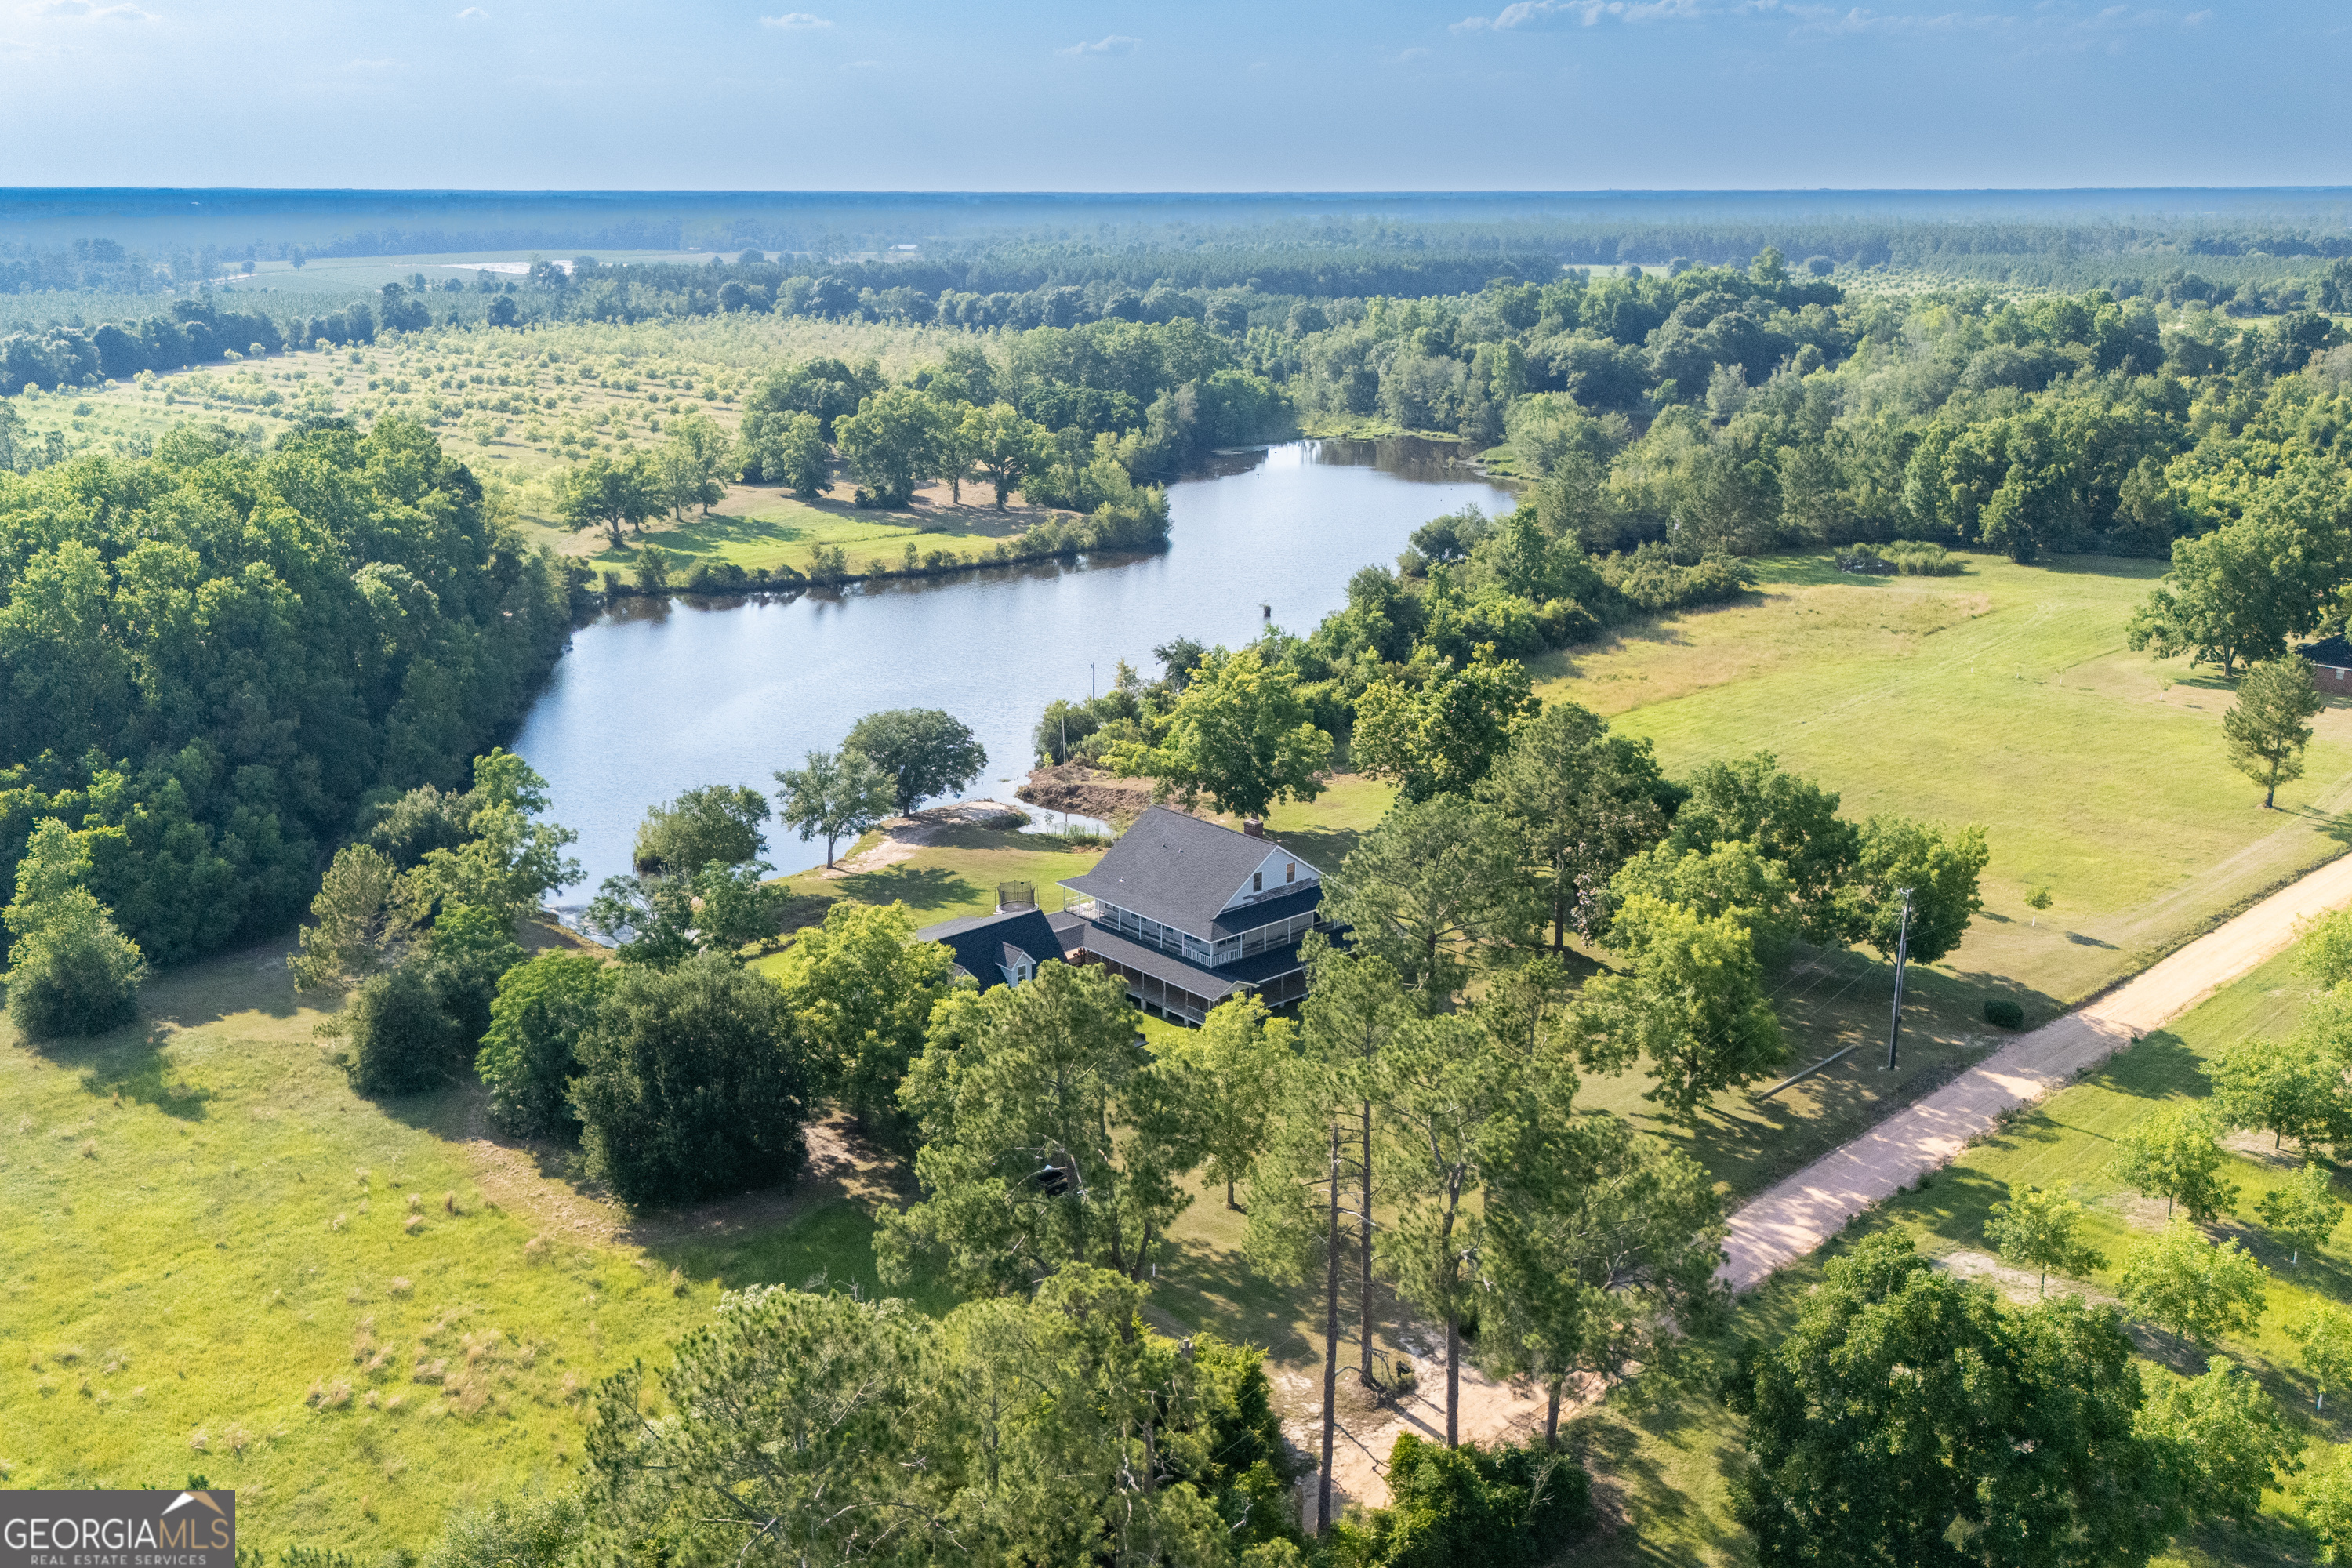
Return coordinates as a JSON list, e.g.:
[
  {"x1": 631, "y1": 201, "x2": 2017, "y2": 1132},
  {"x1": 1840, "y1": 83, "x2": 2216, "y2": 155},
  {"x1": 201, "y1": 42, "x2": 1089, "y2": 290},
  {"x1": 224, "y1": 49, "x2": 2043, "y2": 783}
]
[{"x1": 0, "y1": 1490, "x2": 234, "y2": 1568}]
